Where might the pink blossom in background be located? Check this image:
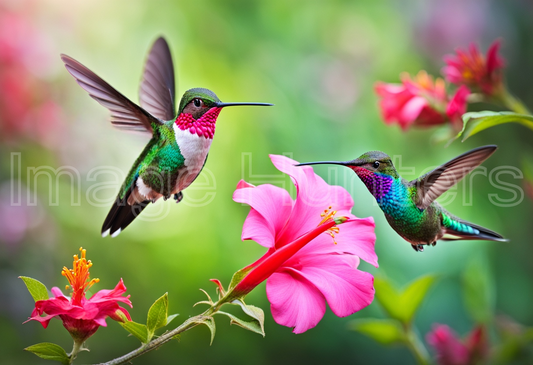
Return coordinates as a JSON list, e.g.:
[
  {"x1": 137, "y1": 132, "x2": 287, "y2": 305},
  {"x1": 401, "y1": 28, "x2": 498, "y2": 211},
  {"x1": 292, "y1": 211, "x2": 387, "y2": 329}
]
[
  {"x1": 443, "y1": 39, "x2": 505, "y2": 96},
  {"x1": 375, "y1": 71, "x2": 469, "y2": 131},
  {"x1": 0, "y1": 8, "x2": 64, "y2": 145},
  {"x1": 426, "y1": 324, "x2": 489, "y2": 365},
  {"x1": 232, "y1": 155, "x2": 377, "y2": 334},
  {"x1": 445, "y1": 85, "x2": 470, "y2": 129},
  {"x1": 26, "y1": 248, "x2": 132, "y2": 343}
]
